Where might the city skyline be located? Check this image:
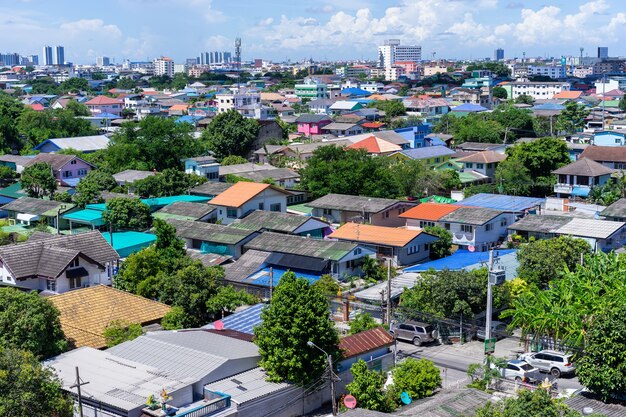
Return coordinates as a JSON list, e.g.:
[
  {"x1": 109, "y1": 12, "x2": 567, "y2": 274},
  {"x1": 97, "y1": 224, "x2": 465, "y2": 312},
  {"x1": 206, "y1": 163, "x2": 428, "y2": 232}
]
[{"x1": 1, "y1": 0, "x2": 626, "y2": 63}]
